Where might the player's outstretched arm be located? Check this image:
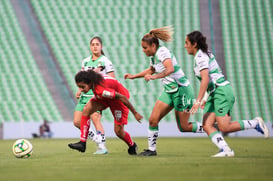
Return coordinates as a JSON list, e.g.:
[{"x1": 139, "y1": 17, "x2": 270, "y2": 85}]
[
  {"x1": 124, "y1": 67, "x2": 155, "y2": 80},
  {"x1": 115, "y1": 93, "x2": 143, "y2": 123}
]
